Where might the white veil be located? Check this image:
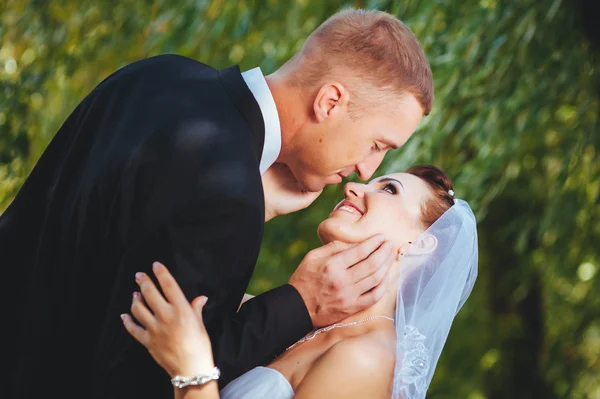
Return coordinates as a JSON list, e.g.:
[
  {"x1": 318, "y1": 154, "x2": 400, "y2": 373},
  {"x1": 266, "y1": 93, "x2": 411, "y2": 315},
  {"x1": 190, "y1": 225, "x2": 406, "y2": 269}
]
[{"x1": 392, "y1": 199, "x2": 478, "y2": 398}]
